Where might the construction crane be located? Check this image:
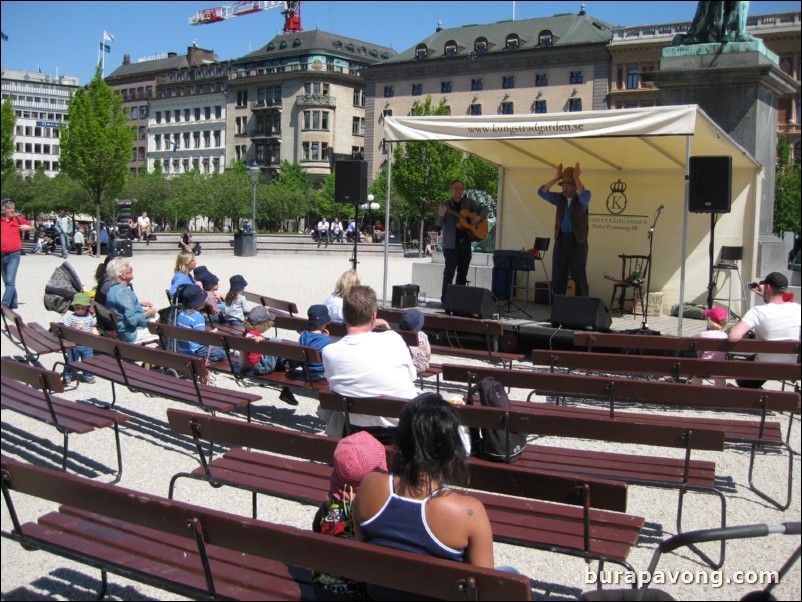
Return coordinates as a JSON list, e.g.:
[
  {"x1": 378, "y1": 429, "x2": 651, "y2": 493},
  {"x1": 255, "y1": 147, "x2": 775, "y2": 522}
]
[{"x1": 189, "y1": 1, "x2": 301, "y2": 33}]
